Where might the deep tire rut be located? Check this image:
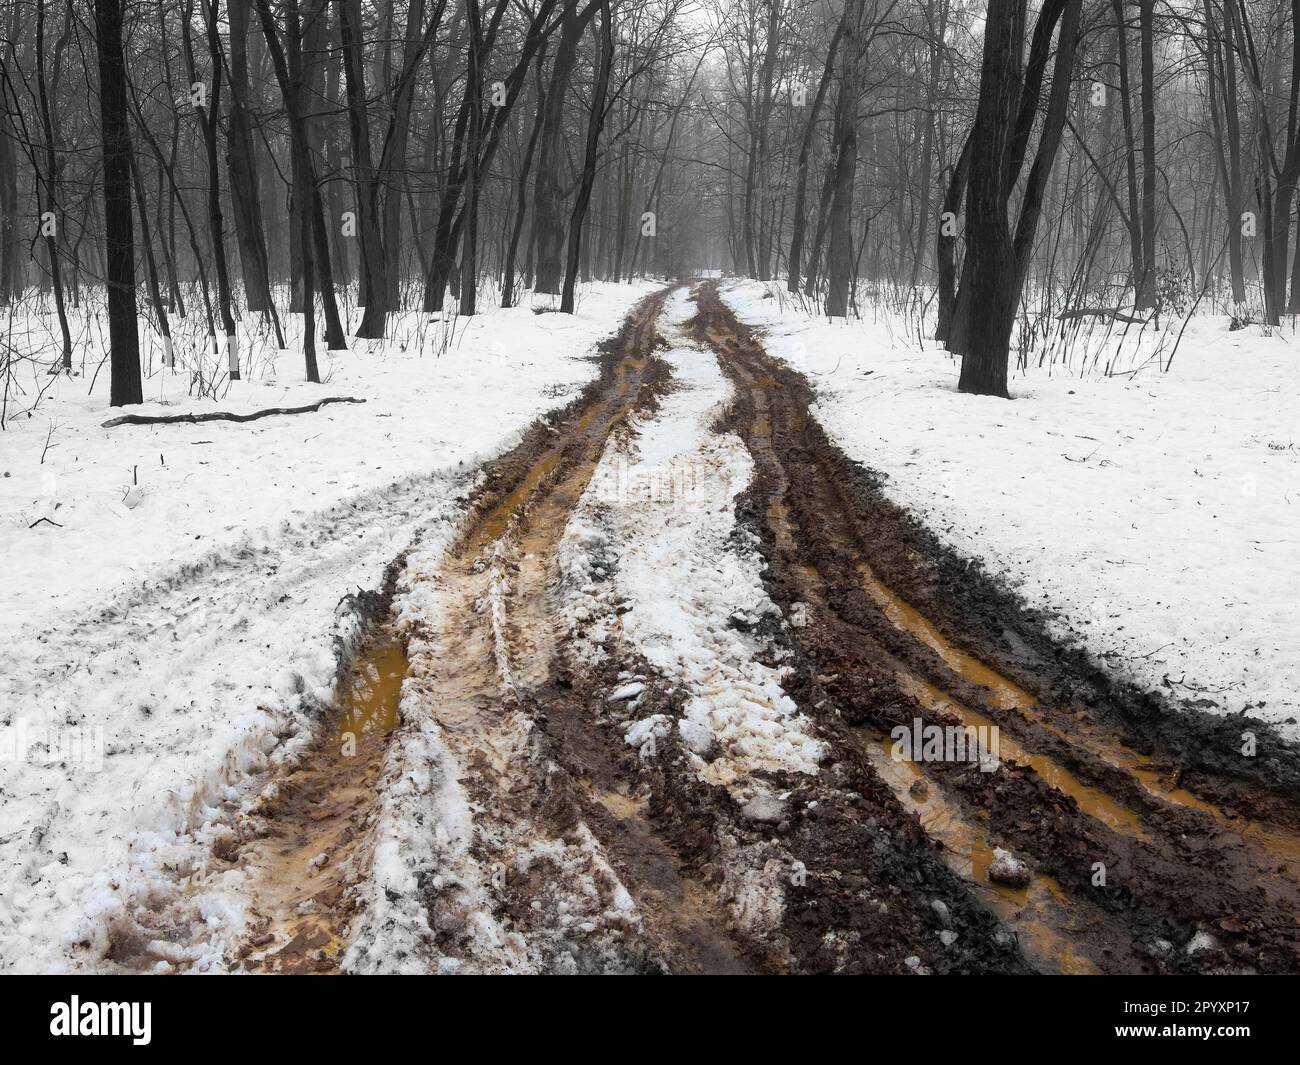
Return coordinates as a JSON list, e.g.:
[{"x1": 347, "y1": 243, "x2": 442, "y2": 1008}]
[{"x1": 690, "y1": 279, "x2": 1300, "y2": 974}]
